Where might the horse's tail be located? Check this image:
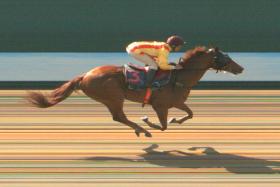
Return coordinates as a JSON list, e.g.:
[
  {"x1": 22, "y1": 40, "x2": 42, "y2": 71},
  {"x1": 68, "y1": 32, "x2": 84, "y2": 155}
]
[{"x1": 27, "y1": 75, "x2": 84, "y2": 108}]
